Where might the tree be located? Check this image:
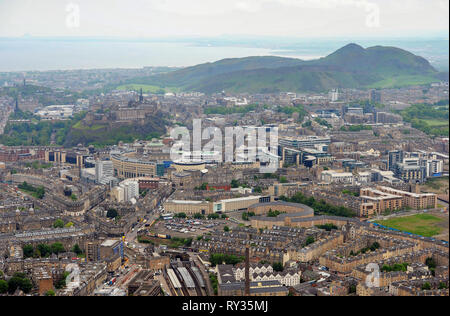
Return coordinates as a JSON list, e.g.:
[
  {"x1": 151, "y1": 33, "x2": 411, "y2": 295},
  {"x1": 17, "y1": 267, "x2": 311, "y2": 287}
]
[
  {"x1": 231, "y1": 179, "x2": 240, "y2": 188},
  {"x1": 55, "y1": 272, "x2": 70, "y2": 289},
  {"x1": 71, "y1": 244, "x2": 83, "y2": 255},
  {"x1": 8, "y1": 273, "x2": 33, "y2": 294},
  {"x1": 272, "y1": 262, "x2": 284, "y2": 272},
  {"x1": 45, "y1": 290, "x2": 55, "y2": 296},
  {"x1": 422, "y1": 282, "x2": 431, "y2": 291},
  {"x1": 279, "y1": 176, "x2": 288, "y2": 184},
  {"x1": 305, "y1": 236, "x2": 315, "y2": 246},
  {"x1": 425, "y1": 257, "x2": 437, "y2": 269},
  {"x1": 106, "y1": 209, "x2": 118, "y2": 219},
  {"x1": 209, "y1": 253, "x2": 244, "y2": 267},
  {"x1": 193, "y1": 213, "x2": 205, "y2": 220},
  {"x1": 23, "y1": 244, "x2": 34, "y2": 258},
  {"x1": 223, "y1": 226, "x2": 230, "y2": 232},
  {"x1": 208, "y1": 213, "x2": 219, "y2": 220},
  {"x1": 53, "y1": 219, "x2": 64, "y2": 228},
  {"x1": 37, "y1": 244, "x2": 52, "y2": 257},
  {"x1": 0, "y1": 280, "x2": 8, "y2": 294},
  {"x1": 51, "y1": 242, "x2": 65, "y2": 255},
  {"x1": 253, "y1": 186, "x2": 263, "y2": 193}
]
